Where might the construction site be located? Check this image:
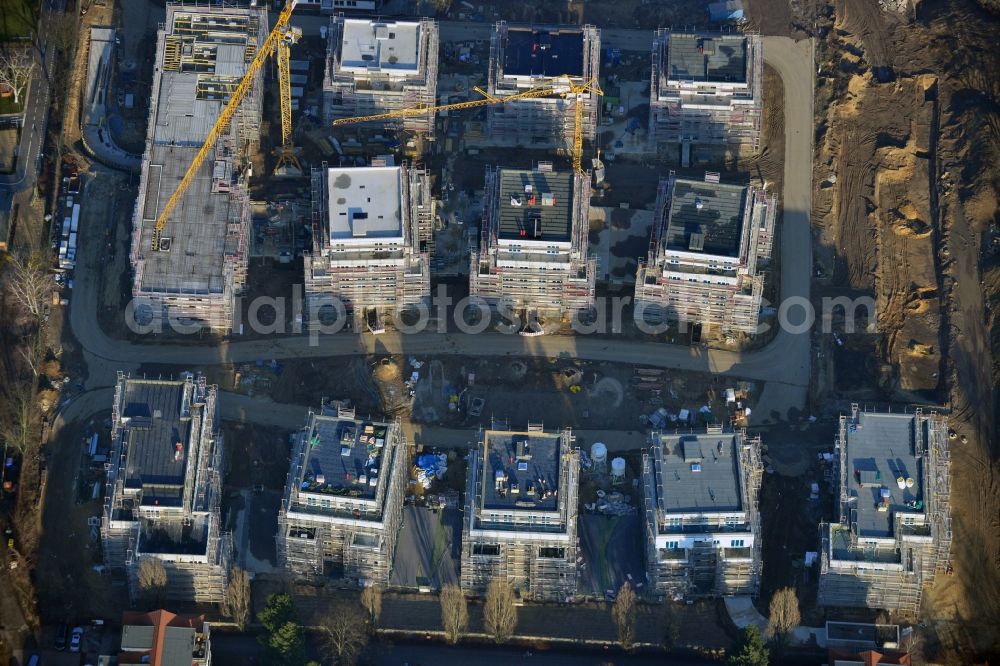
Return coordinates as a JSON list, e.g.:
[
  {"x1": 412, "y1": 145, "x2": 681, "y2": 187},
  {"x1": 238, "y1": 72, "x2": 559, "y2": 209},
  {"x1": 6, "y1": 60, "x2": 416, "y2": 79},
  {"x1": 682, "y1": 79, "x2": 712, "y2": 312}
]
[
  {"x1": 303, "y1": 163, "x2": 433, "y2": 330},
  {"x1": 469, "y1": 165, "x2": 596, "y2": 324},
  {"x1": 634, "y1": 173, "x2": 776, "y2": 335},
  {"x1": 100, "y1": 373, "x2": 232, "y2": 605},
  {"x1": 277, "y1": 401, "x2": 408, "y2": 586},
  {"x1": 486, "y1": 22, "x2": 602, "y2": 149},
  {"x1": 818, "y1": 406, "x2": 952, "y2": 614},
  {"x1": 461, "y1": 424, "x2": 581, "y2": 602},
  {"x1": 129, "y1": 5, "x2": 266, "y2": 331},
  {"x1": 640, "y1": 426, "x2": 763, "y2": 599},
  {"x1": 648, "y1": 30, "x2": 763, "y2": 164},
  {"x1": 324, "y1": 17, "x2": 439, "y2": 136}
]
